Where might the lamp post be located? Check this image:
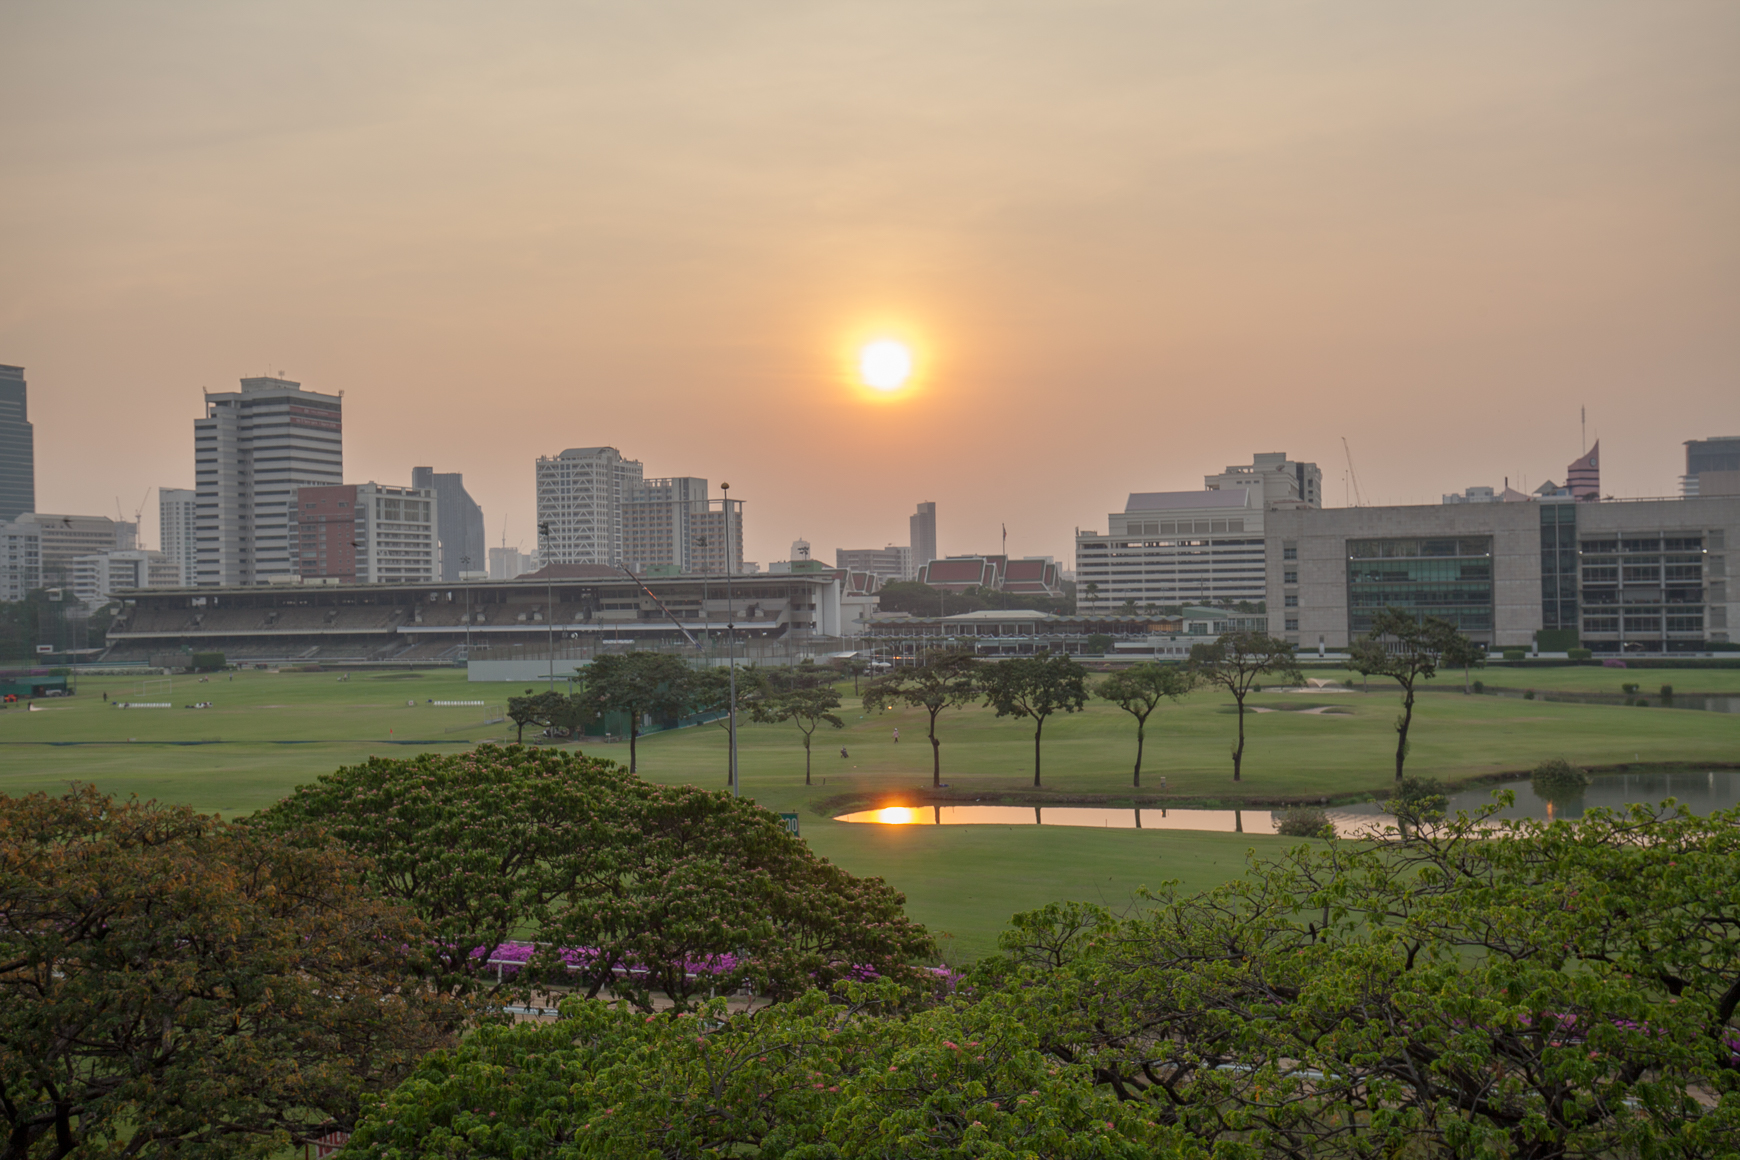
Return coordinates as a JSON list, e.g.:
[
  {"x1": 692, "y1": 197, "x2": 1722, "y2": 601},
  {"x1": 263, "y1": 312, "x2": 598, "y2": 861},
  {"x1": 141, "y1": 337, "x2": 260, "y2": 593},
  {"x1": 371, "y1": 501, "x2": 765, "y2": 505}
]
[
  {"x1": 459, "y1": 555, "x2": 472, "y2": 663},
  {"x1": 538, "y1": 522, "x2": 554, "y2": 690},
  {"x1": 721, "y1": 483, "x2": 737, "y2": 797}
]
